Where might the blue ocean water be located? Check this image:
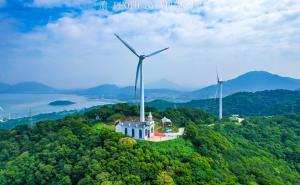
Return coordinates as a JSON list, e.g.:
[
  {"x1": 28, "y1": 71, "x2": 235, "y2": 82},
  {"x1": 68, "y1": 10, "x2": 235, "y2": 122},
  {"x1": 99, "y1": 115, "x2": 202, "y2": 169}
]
[{"x1": 0, "y1": 94, "x2": 116, "y2": 119}]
